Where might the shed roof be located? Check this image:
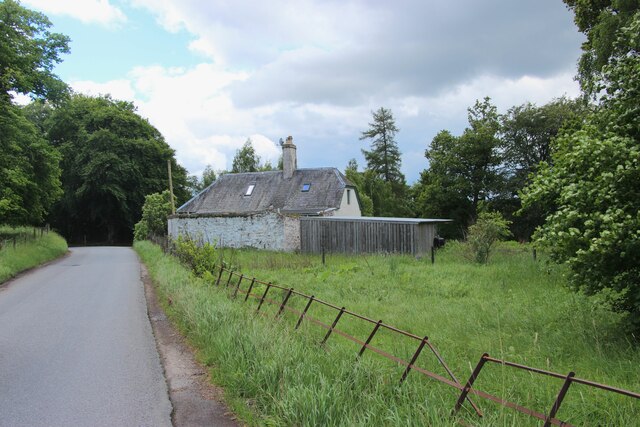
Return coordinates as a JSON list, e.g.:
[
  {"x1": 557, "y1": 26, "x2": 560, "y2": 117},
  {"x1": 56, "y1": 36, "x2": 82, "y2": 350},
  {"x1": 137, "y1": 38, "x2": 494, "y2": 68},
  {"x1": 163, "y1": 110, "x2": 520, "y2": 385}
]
[
  {"x1": 177, "y1": 168, "x2": 354, "y2": 216},
  {"x1": 300, "y1": 216, "x2": 452, "y2": 224}
]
